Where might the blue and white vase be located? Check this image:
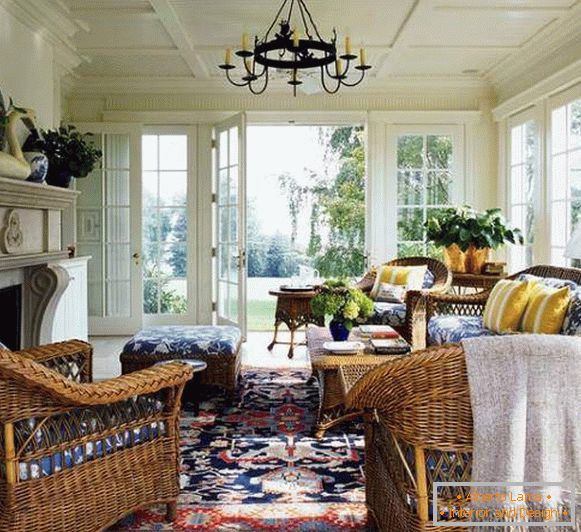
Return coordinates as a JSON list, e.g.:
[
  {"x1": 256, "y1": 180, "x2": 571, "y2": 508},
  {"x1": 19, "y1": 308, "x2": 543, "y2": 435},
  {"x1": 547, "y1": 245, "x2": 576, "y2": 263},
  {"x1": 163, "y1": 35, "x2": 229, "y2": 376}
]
[{"x1": 24, "y1": 152, "x2": 49, "y2": 183}]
